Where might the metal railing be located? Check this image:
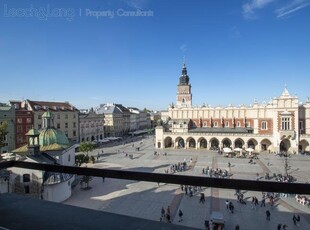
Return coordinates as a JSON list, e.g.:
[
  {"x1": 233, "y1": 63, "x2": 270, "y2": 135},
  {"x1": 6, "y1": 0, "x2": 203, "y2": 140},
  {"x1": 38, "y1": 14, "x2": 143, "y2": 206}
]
[{"x1": 1, "y1": 160, "x2": 310, "y2": 194}]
